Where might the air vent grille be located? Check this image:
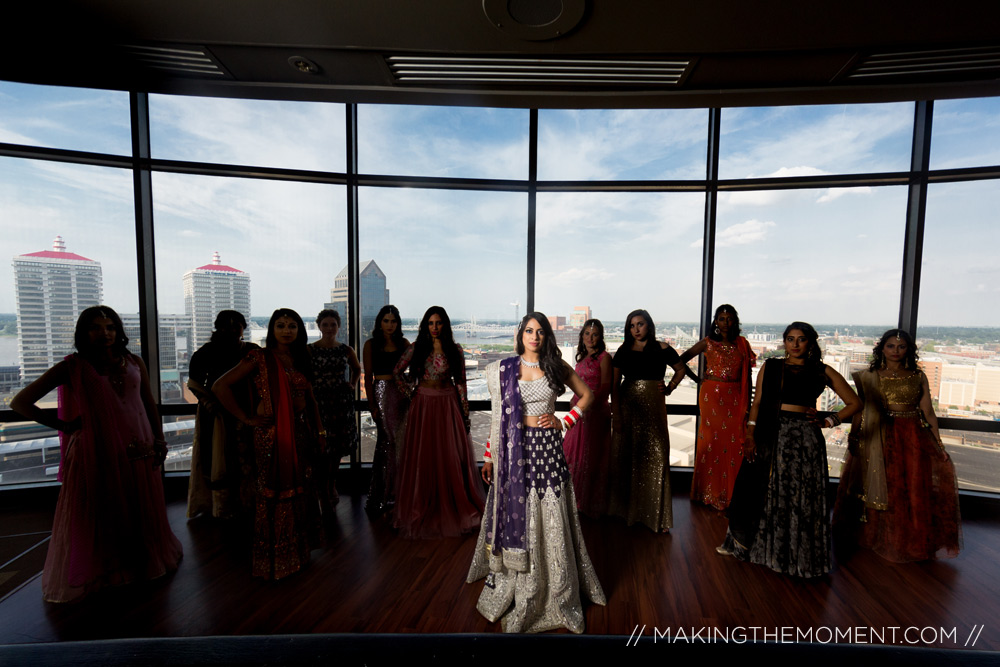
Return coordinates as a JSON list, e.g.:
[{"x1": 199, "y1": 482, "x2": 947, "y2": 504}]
[
  {"x1": 122, "y1": 45, "x2": 229, "y2": 78},
  {"x1": 386, "y1": 56, "x2": 692, "y2": 86},
  {"x1": 848, "y1": 46, "x2": 1000, "y2": 79}
]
